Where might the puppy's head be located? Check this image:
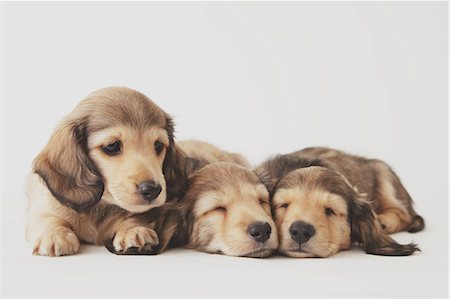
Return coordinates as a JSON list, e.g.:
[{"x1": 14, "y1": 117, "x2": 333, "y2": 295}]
[
  {"x1": 183, "y1": 162, "x2": 278, "y2": 257},
  {"x1": 273, "y1": 167, "x2": 419, "y2": 257},
  {"x1": 34, "y1": 87, "x2": 183, "y2": 213}
]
